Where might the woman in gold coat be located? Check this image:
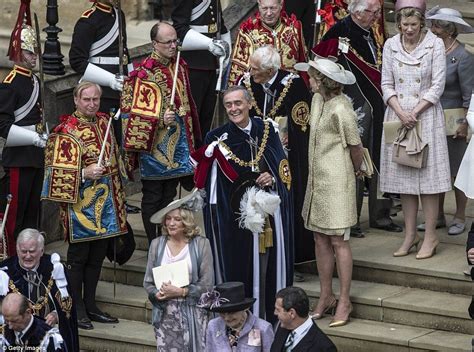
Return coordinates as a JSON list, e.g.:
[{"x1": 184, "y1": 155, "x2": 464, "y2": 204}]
[{"x1": 299, "y1": 58, "x2": 363, "y2": 327}]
